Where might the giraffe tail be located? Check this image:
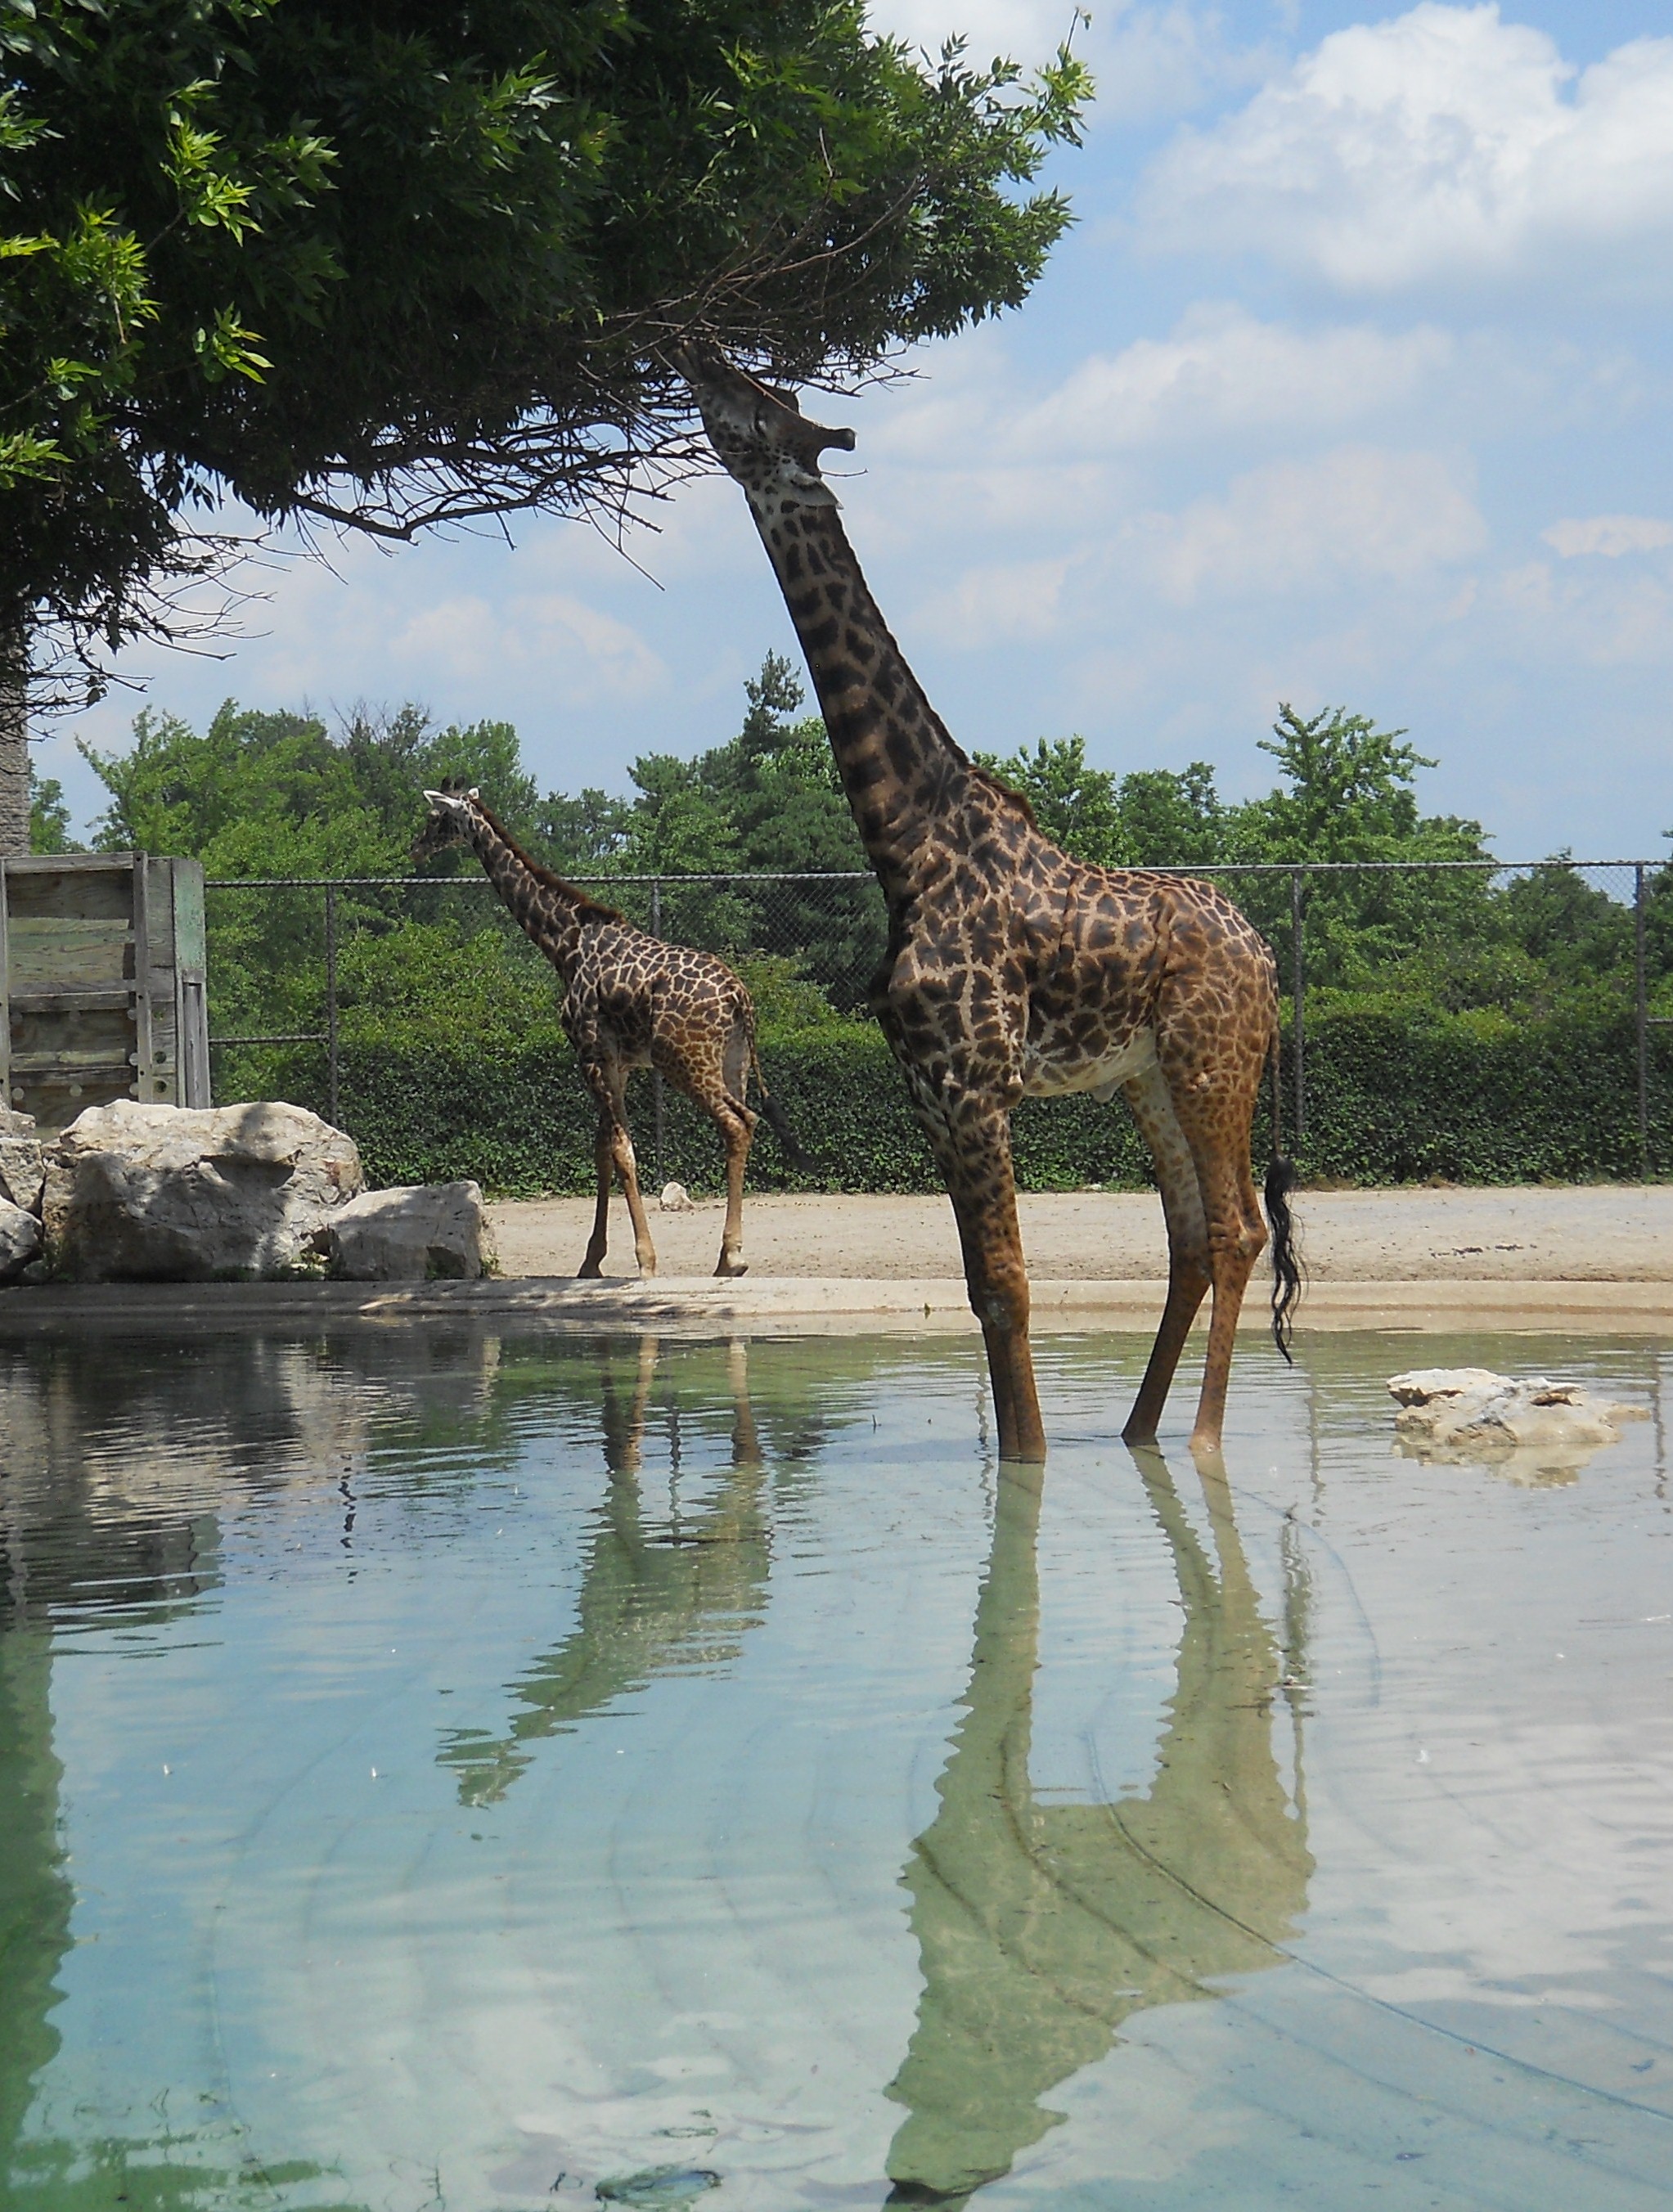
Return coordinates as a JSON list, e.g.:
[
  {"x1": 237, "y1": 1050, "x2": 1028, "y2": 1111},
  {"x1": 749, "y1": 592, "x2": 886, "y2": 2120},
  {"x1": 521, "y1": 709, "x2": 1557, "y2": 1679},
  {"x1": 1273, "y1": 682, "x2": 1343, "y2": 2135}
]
[
  {"x1": 749, "y1": 1045, "x2": 812, "y2": 1173},
  {"x1": 1265, "y1": 1031, "x2": 1303, "y2": 1364}
]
